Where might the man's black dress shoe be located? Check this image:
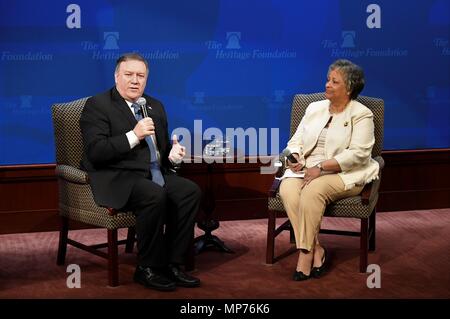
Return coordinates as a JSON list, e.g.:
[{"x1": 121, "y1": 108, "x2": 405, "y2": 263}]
[
  {"x1": 133, "y1": 266, "x2": 176, "y2": 291},
  {"x1": 166, "y1": 264, "x2": 200, "y2": 288},
  {"x1": 311, "y1": 247, "x2": 328, "y2": 278},
  {"x1": 293, "y1": 270, "x2": 311, "y2": 281}
]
